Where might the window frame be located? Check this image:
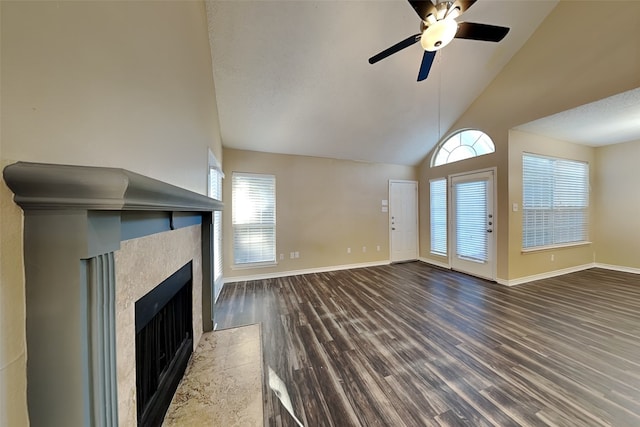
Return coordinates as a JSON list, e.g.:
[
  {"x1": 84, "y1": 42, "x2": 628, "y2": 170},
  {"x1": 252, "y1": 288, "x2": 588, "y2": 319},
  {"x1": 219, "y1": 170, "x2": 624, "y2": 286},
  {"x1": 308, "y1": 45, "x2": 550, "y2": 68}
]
[
  {"x1": 209, "y1": 167, "x2": 223, "y2": 281},
  {"x1": 521, "y1": 152, "x2": 590, "y2": 251},
  {"x1": 431, "y1": 129, "x2": 495, "y2": 167},
  {"x1": 231, "y1": 172, "x2": 277, "y2": 268},
  {"x1": 208, "y1": 151, "x2": 224, "y2": 300},
  {"x1": 429, "y1": 178, "x2": 448, "y2": 256}
]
